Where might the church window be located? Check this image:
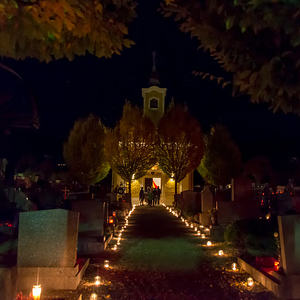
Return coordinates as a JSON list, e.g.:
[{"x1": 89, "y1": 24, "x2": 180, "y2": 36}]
[{"x1": 149, "y1": 98, "x2": 159, "y2": 109}]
